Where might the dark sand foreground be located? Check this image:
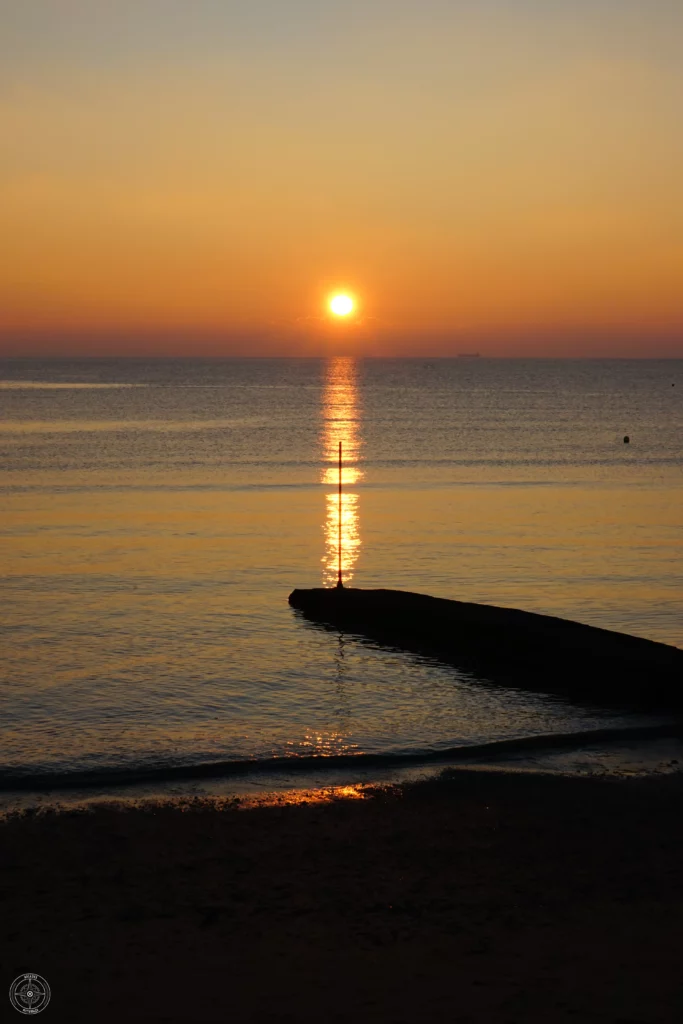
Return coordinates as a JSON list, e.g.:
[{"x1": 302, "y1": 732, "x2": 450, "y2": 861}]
[{"x1": 3, "y1": 770, "x2": 683, "y2": 1023}]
